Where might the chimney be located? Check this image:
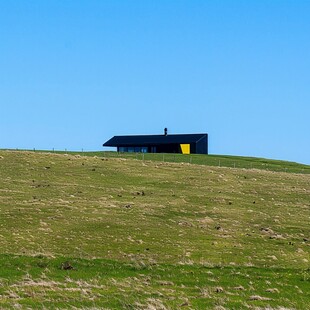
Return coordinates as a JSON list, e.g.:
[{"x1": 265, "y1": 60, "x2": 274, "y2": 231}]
[{"x1": 164, "y1": 128, "x2": 168, "y2": 136}]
